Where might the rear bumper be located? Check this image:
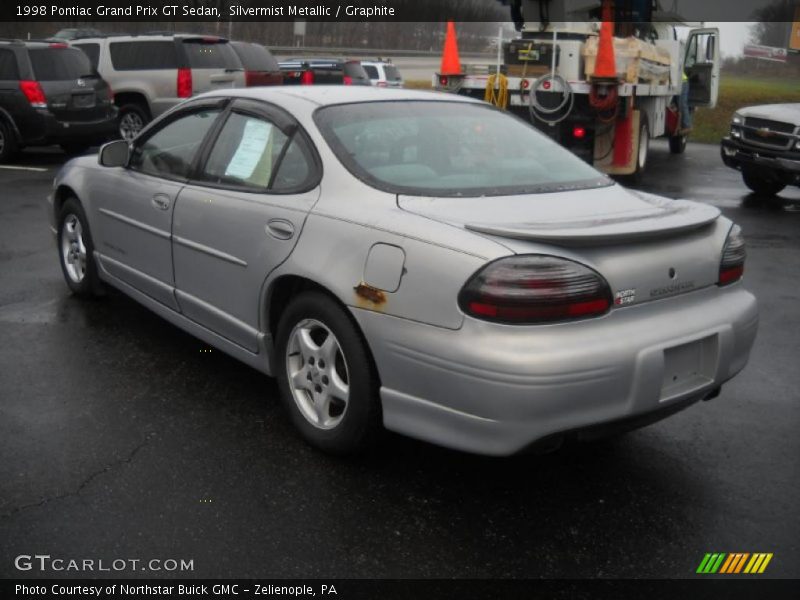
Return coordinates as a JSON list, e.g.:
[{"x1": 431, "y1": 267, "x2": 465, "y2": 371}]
[
  {"x1": 353, "y1": 284, "x2": 758, "y2": 456},
  {"x1": 21, "y1": 108, "x2": 118, "y2": 147},
  {"x1": 721, "y1": 137, "x2": 800, "y2": 183}
]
